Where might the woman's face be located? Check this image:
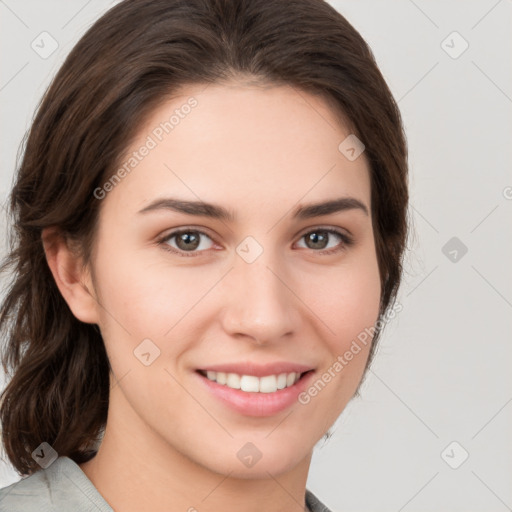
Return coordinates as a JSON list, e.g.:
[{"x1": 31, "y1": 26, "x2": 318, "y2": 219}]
[{"x1": 85, "y1": 81, "x2": 381, "y2": 477}]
